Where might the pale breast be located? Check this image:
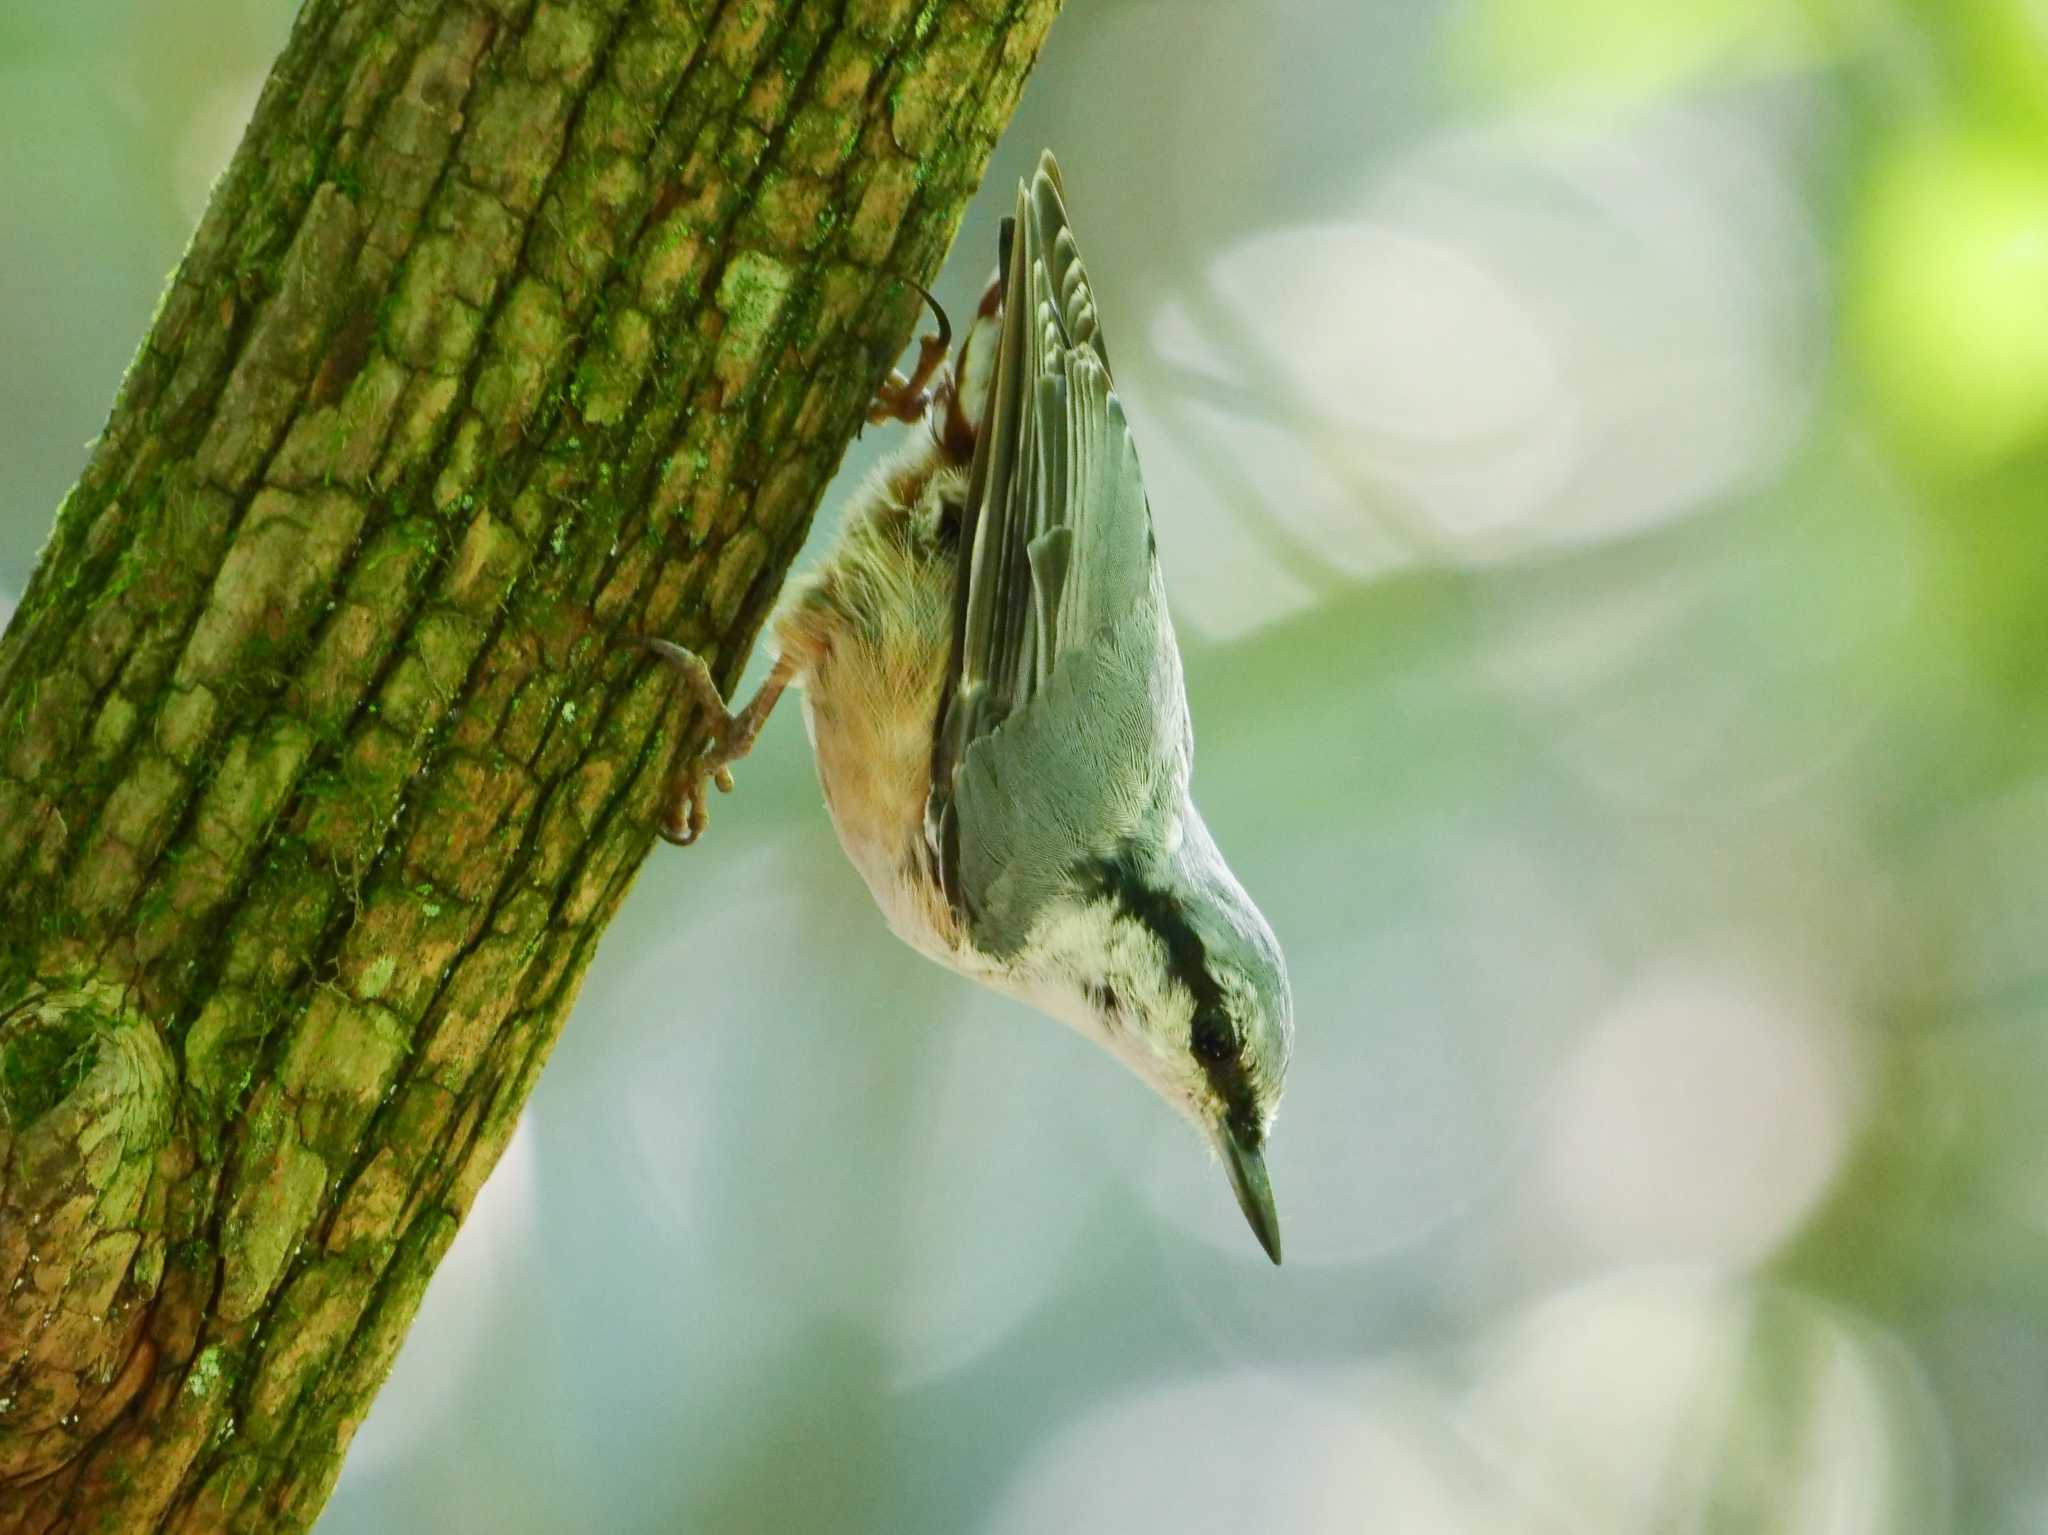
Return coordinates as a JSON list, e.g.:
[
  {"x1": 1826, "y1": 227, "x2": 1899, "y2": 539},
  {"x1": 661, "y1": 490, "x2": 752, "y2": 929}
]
[{"x1": 775, "y1": 468, "x2": 967, "y2": 969}]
